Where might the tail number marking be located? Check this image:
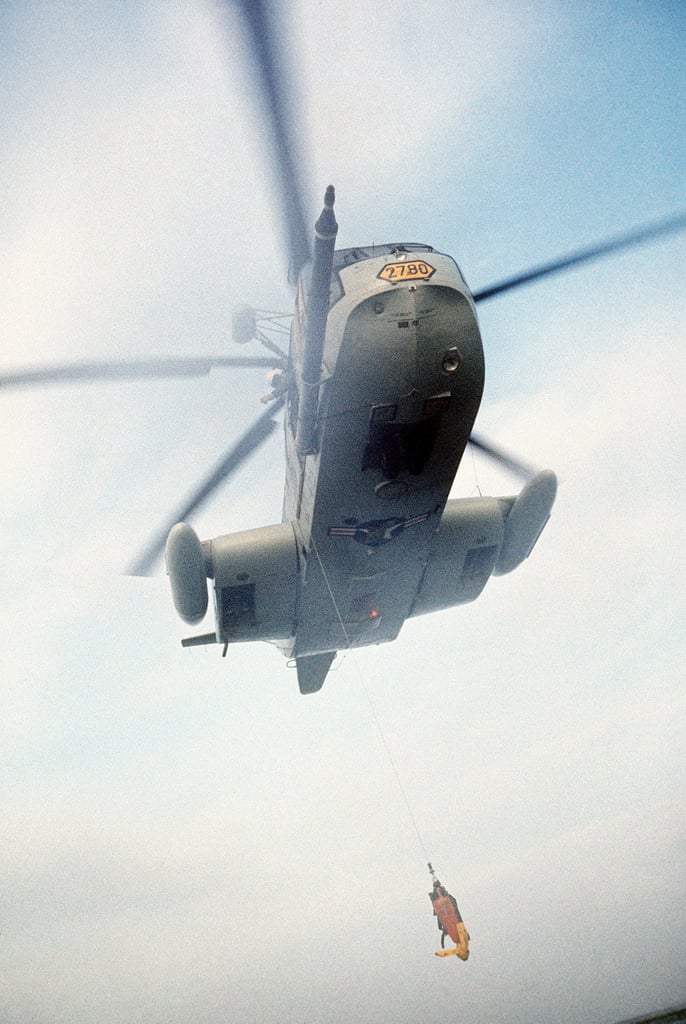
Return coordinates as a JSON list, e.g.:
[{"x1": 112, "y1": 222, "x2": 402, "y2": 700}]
[{"x1": 377, "y1": 260, "x2": 436, "y2": 283}]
